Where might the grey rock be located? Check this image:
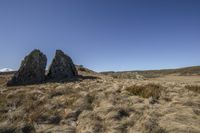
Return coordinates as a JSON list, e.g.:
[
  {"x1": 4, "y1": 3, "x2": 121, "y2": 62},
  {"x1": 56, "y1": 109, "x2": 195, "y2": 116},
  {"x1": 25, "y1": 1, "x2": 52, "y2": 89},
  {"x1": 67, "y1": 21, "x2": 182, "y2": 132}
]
[
  {"x1": 47, "y1": 50, "x2": 78, "y2": 80},
  {"x1": 7, "y1": 49, "x2": 47, "y2": 86}
]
